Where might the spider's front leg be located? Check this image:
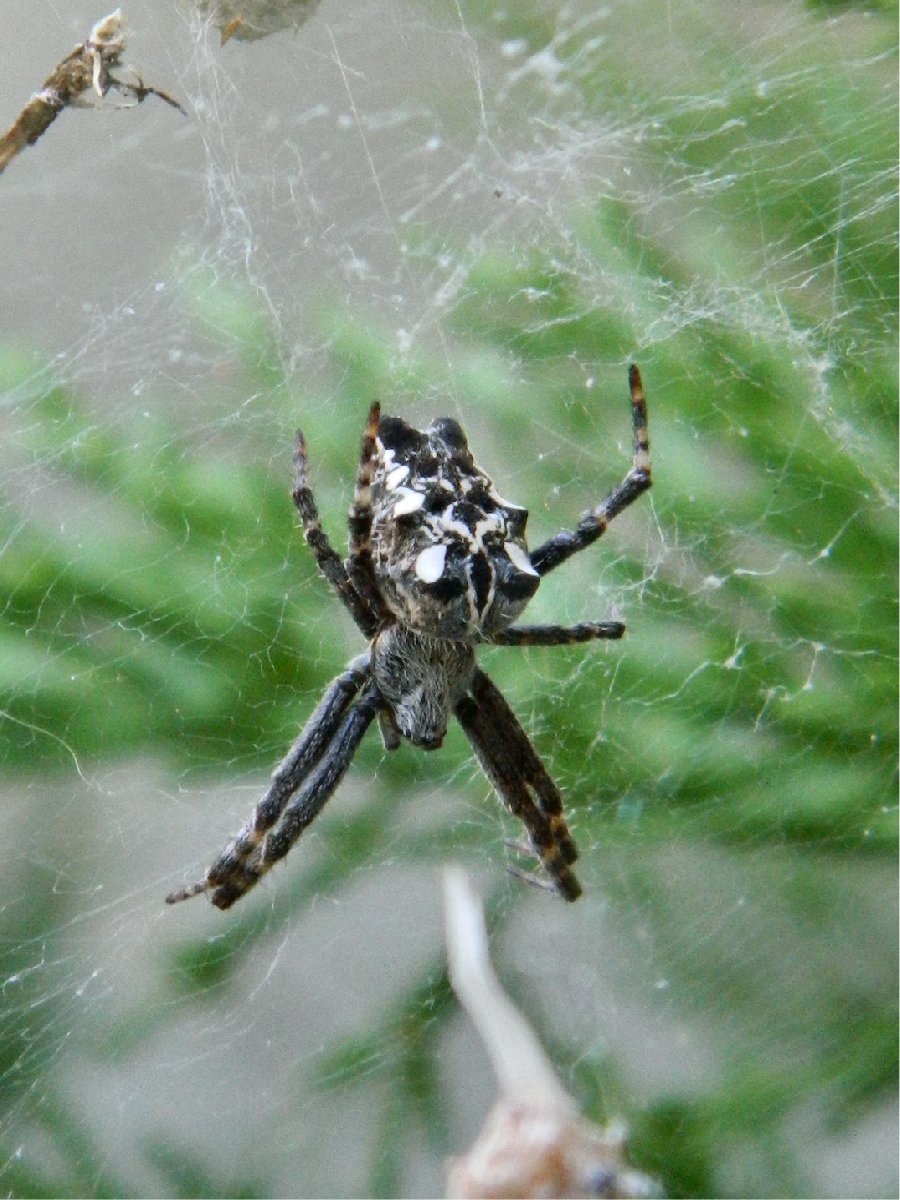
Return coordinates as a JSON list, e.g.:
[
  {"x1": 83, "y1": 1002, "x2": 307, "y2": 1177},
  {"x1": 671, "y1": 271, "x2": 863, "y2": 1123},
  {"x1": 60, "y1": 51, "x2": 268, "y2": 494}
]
[
  {"x1": 529, "y1": 365, "x2": 651, "y2": 577},
  {"x1": 456, "y1": 669, "x2": 582, "y2": 902},
  {"x1": 218, "y1": 681, "x2": 383, "y2": 908},
  {"x1": 166, "y1": 656, "x2": 373, "y2": 908}
]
